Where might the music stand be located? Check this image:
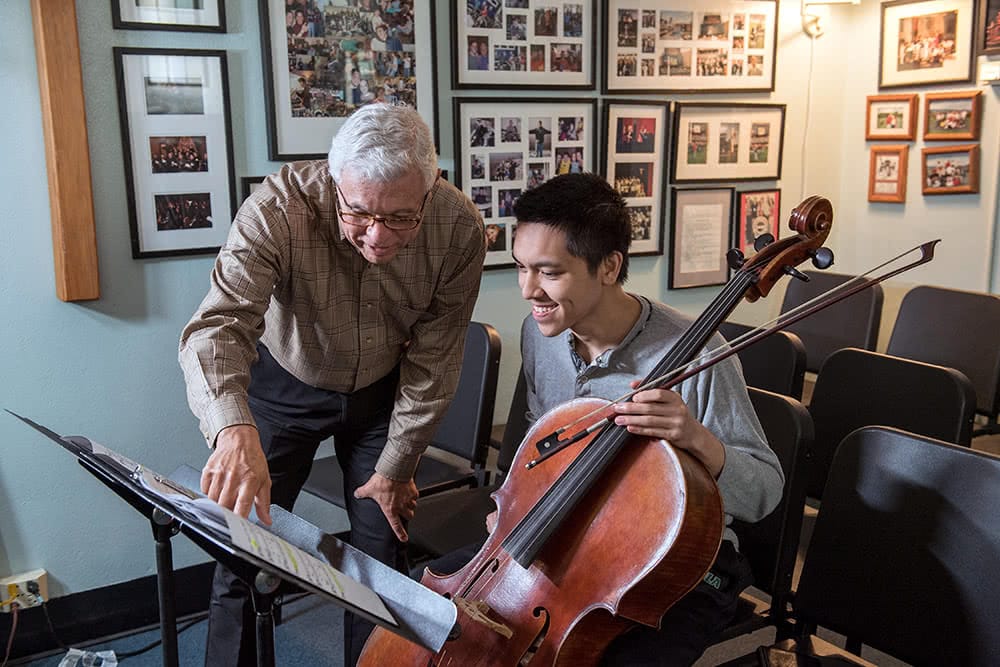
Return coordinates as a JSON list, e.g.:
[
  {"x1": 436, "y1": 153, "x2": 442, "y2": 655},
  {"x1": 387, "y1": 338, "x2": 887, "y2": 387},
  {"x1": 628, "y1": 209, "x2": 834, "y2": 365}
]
[{"x1": 9, "y1": 412, "x2": 458, "y2": 667}]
